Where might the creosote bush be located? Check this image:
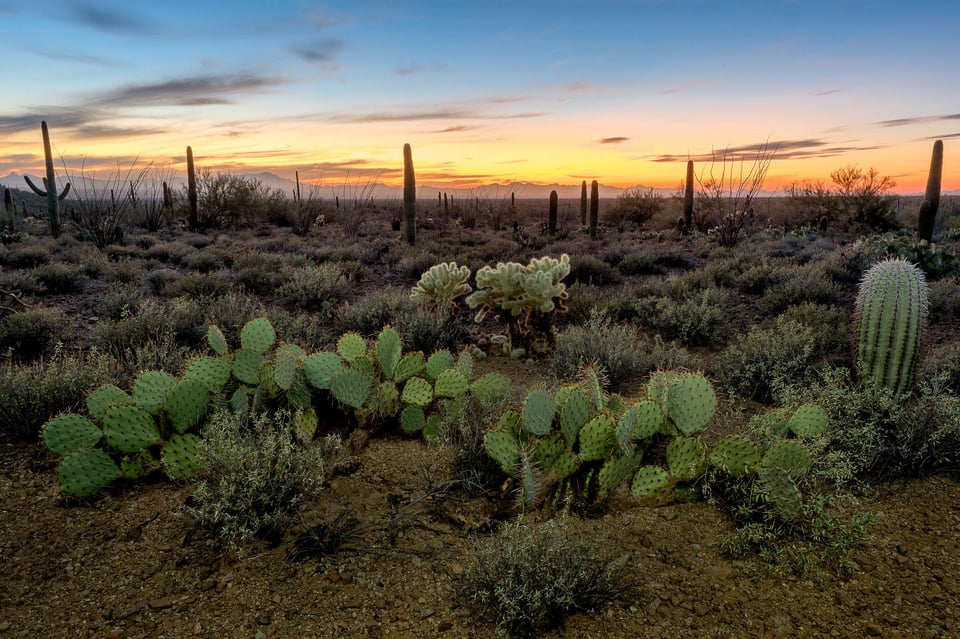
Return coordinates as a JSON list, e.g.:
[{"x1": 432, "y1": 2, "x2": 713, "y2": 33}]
[
  {"x1": 461, "y1": 517, "x2": 634, "y2": 638},
  {"x1": 0, "y1": 306, "x2": 70, "y2": 359},
  {"x1": 189, "y1": 409, "x2": 340, "y2": 544}
]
